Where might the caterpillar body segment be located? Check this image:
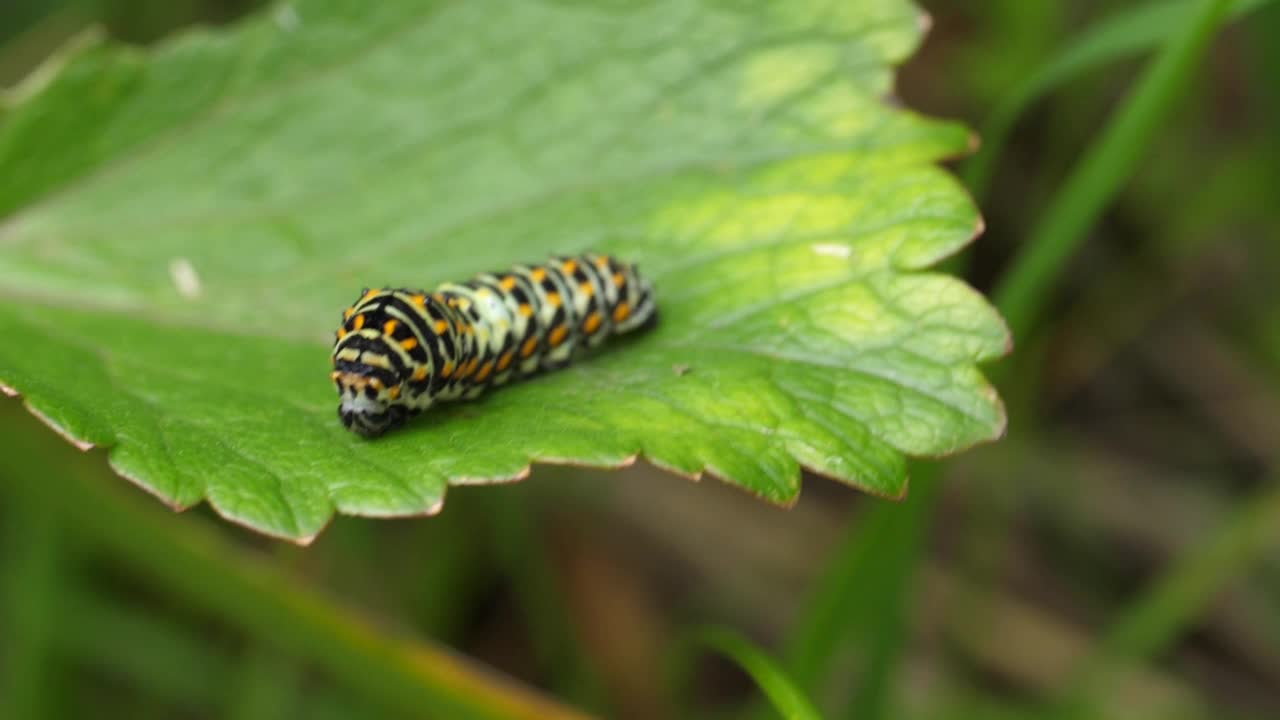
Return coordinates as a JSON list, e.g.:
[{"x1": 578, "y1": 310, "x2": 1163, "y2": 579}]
[{"x1": 331, "y1": 253, "x2": 656, "y2": 437}]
